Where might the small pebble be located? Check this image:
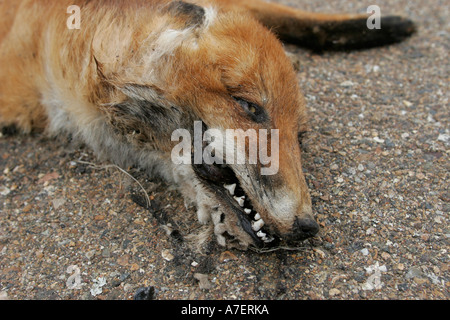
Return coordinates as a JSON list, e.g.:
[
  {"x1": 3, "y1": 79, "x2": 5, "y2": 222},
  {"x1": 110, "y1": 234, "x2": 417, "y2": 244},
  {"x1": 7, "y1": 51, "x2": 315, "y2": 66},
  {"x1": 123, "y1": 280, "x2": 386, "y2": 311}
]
[
  {"x1": 134, "y1": 287, "x2": 155, "y2": 300},
  {"x1": 161, "y1": 249, "x2": 174, "y2": 261},
  {"x1": 329, "y1": 288, "x2": 341, "y2": 297},
  {"x1": 219, "y1": 251, "x2": 238, "y2": 263},
  {"x1": 340, "y1": 80, "x2": 354, "y2": 87}
]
